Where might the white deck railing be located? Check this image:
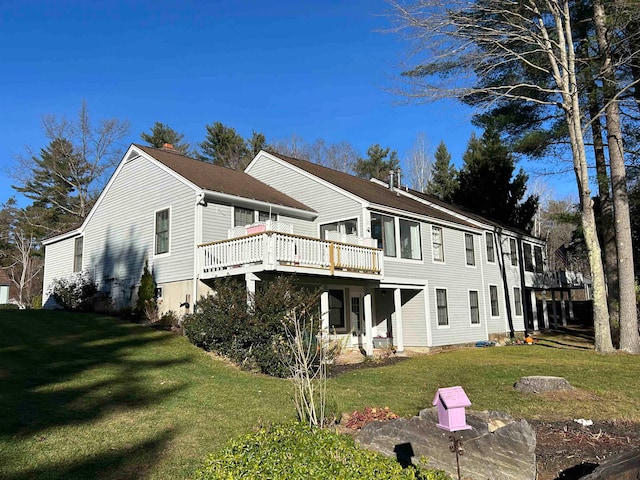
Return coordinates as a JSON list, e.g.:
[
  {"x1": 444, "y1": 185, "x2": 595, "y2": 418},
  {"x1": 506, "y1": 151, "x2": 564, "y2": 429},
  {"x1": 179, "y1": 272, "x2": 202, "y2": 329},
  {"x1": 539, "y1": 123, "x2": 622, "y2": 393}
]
[{"x1": 200, "y1": 231, "x2": 383, "y2": 277}]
